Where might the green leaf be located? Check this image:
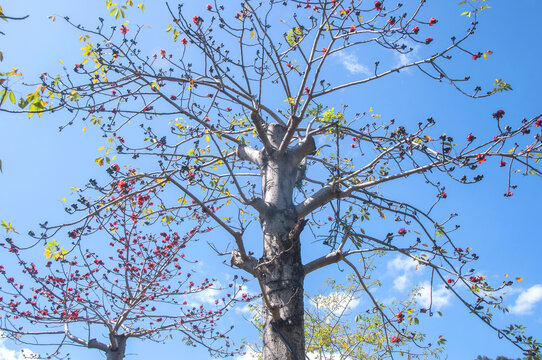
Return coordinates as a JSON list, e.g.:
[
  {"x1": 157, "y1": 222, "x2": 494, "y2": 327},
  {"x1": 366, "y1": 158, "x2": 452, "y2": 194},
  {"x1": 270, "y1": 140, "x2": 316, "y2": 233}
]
[{"x1": 8, "y1": 91, "x2": 15, "y2": 104}]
